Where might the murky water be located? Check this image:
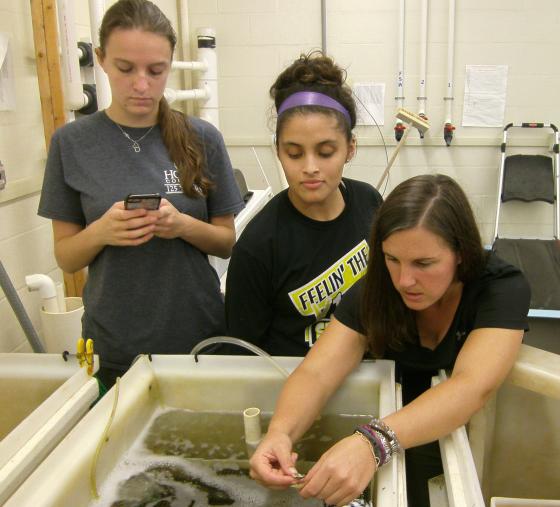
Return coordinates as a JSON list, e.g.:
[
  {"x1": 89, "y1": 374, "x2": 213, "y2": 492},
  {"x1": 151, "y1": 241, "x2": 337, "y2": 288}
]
[{"x1": 89, "y1": 407, "x2": 373, "y2": 507}]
